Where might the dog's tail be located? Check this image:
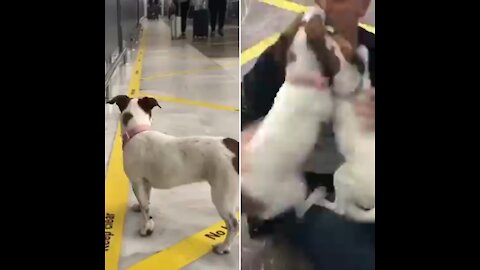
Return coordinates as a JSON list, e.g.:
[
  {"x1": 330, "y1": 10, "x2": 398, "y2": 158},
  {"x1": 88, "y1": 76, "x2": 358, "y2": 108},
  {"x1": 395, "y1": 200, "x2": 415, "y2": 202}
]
[{"x1": 221, "y1": 137, "x2": 239, "y2": 174}]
